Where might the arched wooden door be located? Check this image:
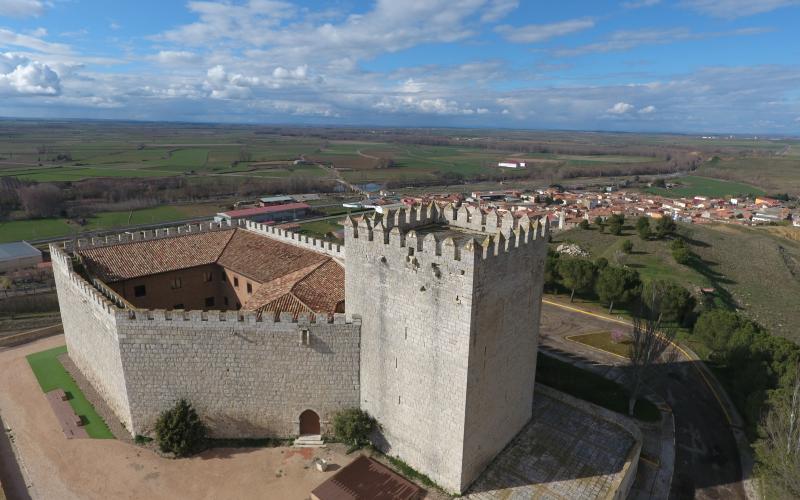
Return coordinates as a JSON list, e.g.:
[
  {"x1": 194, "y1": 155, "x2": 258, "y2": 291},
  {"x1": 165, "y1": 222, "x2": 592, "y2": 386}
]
[{"x1": 299, "y1": 409, "x2": 320, "y2": 435}]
